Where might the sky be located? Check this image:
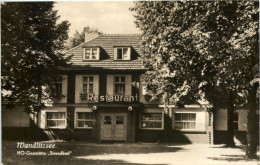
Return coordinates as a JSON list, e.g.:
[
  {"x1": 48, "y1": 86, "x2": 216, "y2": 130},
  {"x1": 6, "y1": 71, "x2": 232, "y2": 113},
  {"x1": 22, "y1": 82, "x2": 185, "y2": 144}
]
[{"x1": 54, "y1": 1, "x2": 140, "y2": 37}]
